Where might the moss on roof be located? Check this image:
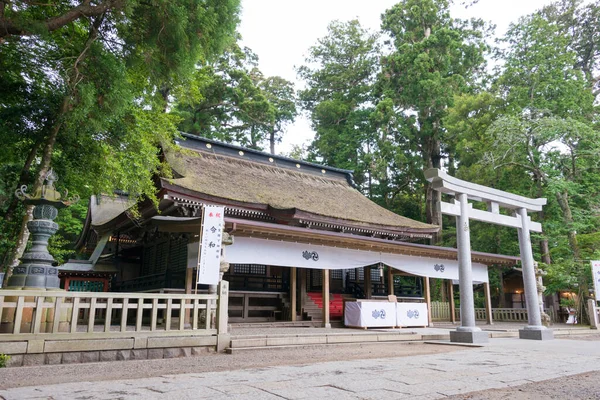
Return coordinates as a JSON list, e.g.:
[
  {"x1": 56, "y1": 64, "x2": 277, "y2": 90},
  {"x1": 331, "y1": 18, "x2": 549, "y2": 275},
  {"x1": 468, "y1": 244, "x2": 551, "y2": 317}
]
[{"x1": 164, "y1": 146, "x2": 437, "y2": 233}]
